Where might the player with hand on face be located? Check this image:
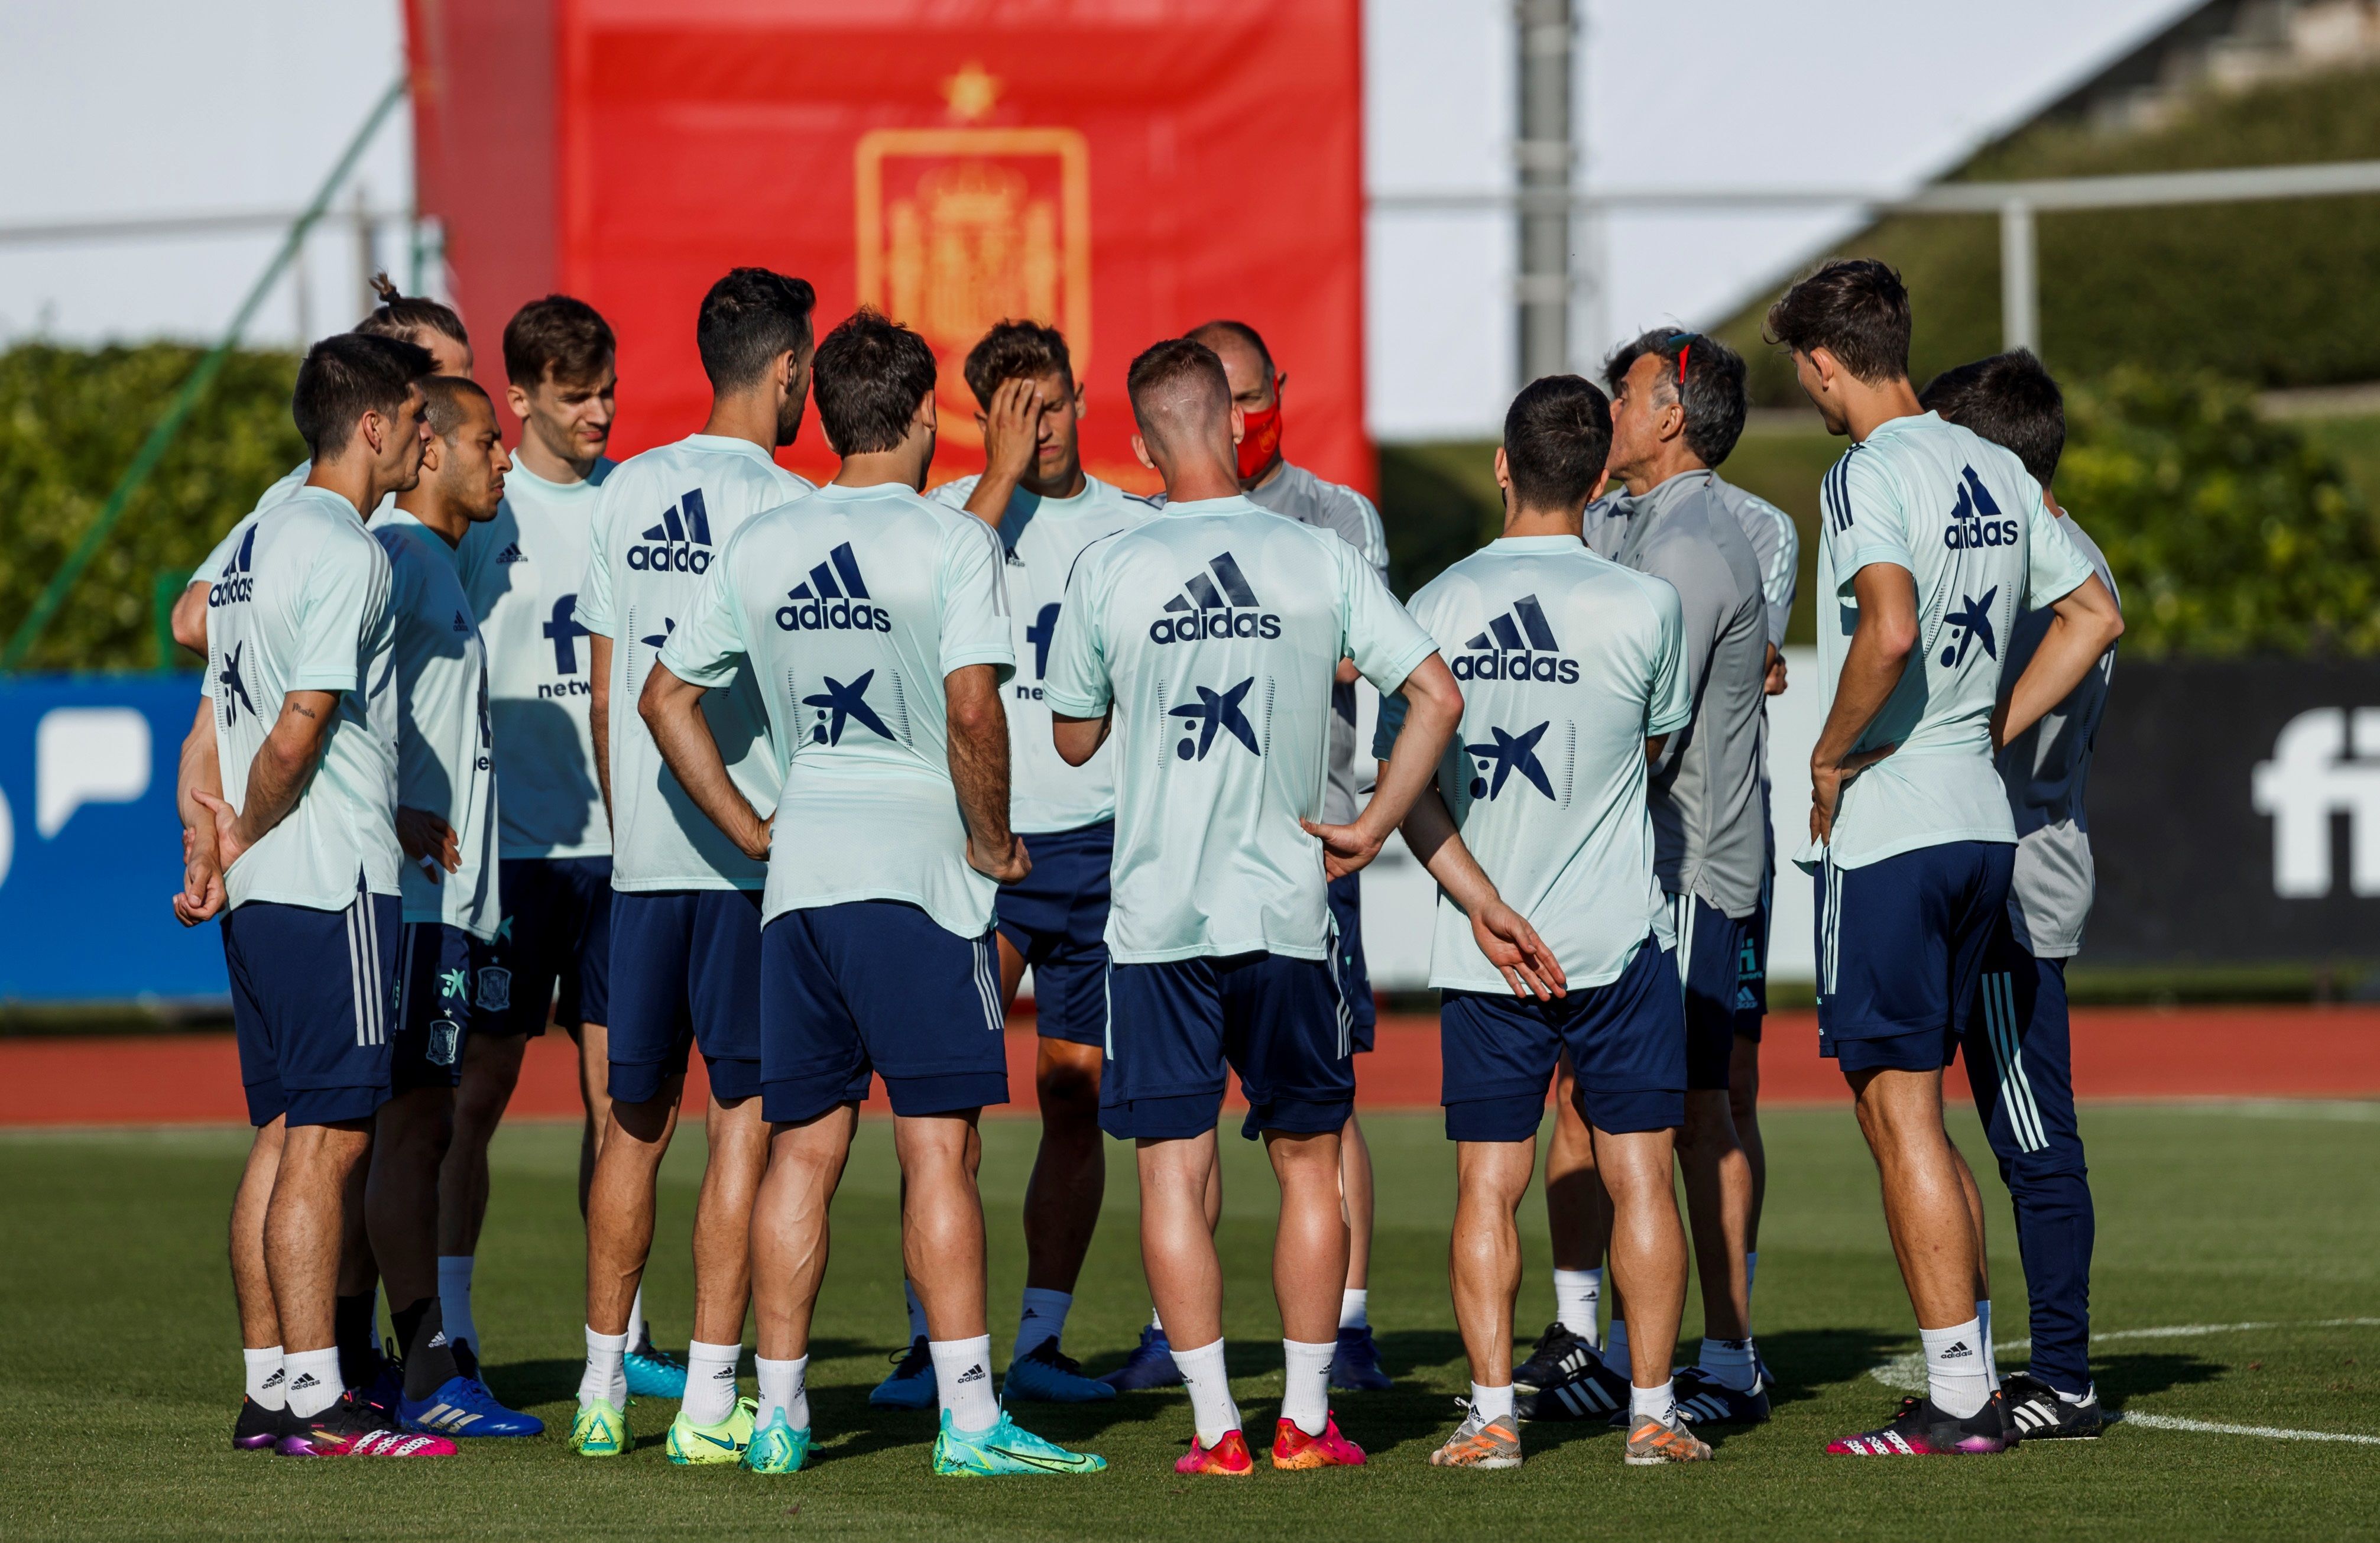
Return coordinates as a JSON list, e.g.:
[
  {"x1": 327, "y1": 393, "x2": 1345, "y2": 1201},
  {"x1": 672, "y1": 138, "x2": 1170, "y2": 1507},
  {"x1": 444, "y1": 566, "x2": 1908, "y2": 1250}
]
[
  {"x1": 864, "y1": 320, "x2": 1150, "y2": 1412},
  {"x1": 643, "y1": 309, "x2": 1104, "y2": 1478},
  {"x1": 1043, "y1": 338, "x2": 1461, "y2": 1475},
  {"x1": 365, "y1": 375, "x2": 540, "y2": 1439}
]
